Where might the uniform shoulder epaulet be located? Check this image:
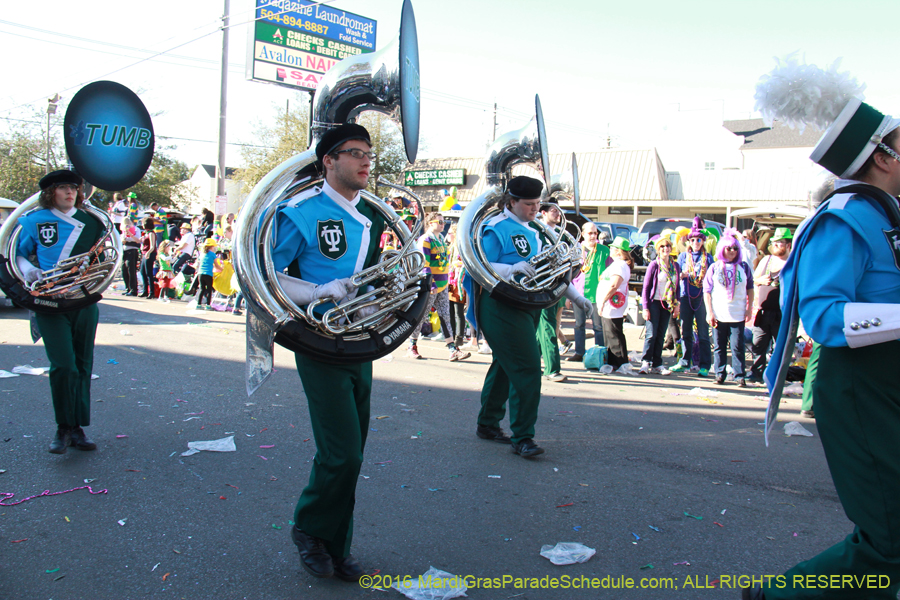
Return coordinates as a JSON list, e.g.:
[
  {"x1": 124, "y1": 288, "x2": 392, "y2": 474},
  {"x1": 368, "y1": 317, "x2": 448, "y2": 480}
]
[
  {"x1": 286, "y1": 186, "x2": 323, "y2": 209},
  {"x1": 827, "y1": 192, "x2": 854, "y2": 211}
]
